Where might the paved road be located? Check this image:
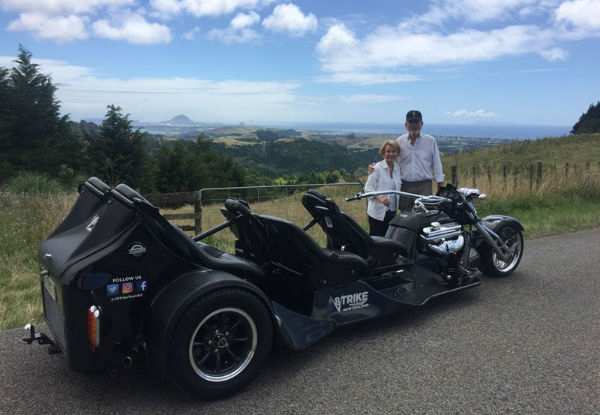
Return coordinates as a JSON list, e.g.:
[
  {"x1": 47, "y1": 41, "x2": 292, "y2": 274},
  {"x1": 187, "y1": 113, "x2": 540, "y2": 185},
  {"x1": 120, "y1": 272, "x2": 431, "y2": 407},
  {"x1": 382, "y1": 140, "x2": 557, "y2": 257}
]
[{"x1": 1, "y1": 228, "x2": 599, "y2": 414}]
